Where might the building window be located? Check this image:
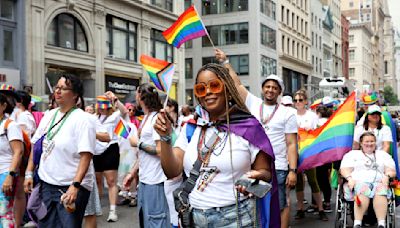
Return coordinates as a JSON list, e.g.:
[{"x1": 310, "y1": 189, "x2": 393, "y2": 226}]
[
  {"x1": 47, "y1": 13, "x2": 88, "y2": 52},
  {"x1": 1, "y1": 0, "x2": 14, "y2": 20},
  {"x1": 349, "y1": 35, "x2": 354, "y2": 43},
  {"x1": 385, "y1": 61, "x2": 388, "y2": 74},
  {"x1": 261, "y1": 24, "x2": 276, "y2": 49},
  {"x1": 151, "y1": 29, "x2": 174, "y2": 62},
  {"x1": 3, "y1": 30, "x2": 12, "y2": 62},
  {"x1": 151, "y1": 0, "x2": 173, "y2": 12},
  {"x1": 106, "y1": 15, "x2": 137, "y2": 61},
  {"x1": 261, "y1": 55, "x2": 277, "y2": 77},
  {"x1": 184, "y1": 0, "x2": 192, "y2": 9},
  {"x1": 185, "y1": 58, "x2": 193, "y2": 79},
  {"x1": 349, "y1": 49, "x2": 355, "y2": 60},
  {"x1": 184, "y1": 40, "x2": 192, "y2": 49},
  {"x1": 203, "y1": 22, "x2": 248, "y2": 47},
  {"x1": 286, "y1": 9, "x2": 289, "y2": 25},
  {"x1": 203, "y1": 54, "x2": 249, "y2": 75},
  {"x1": 260, "y1": 0, "x2": 276, "y2": 19},
  {"x1": 202, "y1": 0, "x2": 248, "y2": 15},
  {"x1": 281, "y1": 35, "x2": 285, "y2": 53},
  {"x1": 186, "y1": 89, "x2": 194, "y2": 106},
  {"x1": 349, "y1": 68, "x2": 355, "y2": 77},
  {"x1": 349, "y1": 1, "x2": 353, "y2": 7},
  {"x1": 281, "y1": 6, "x2": 284, "y2": 22}
]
